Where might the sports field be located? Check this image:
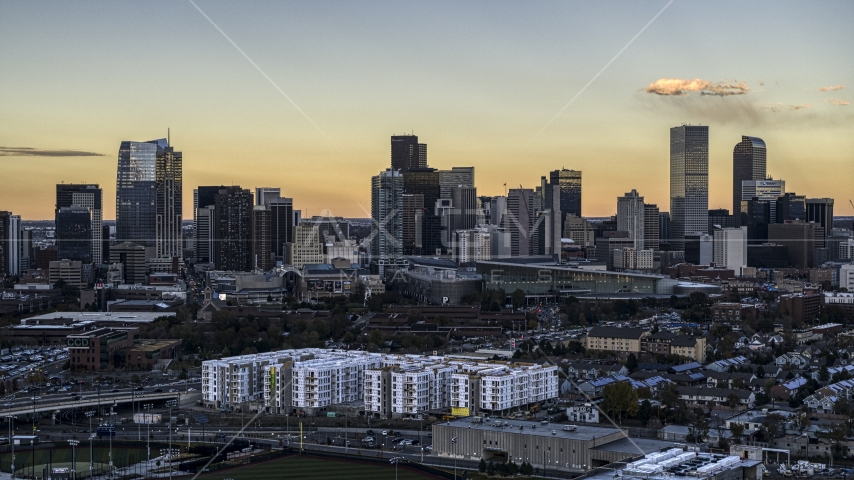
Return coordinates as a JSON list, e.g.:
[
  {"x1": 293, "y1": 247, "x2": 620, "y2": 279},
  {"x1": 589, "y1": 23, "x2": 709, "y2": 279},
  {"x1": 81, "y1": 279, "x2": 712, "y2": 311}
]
[
  {"x1": 0, "y1": 446, "x2": 148, "y2": 473},
  {"x1": 195, "y1": 454, "x2": 441, "y2": 480}
]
